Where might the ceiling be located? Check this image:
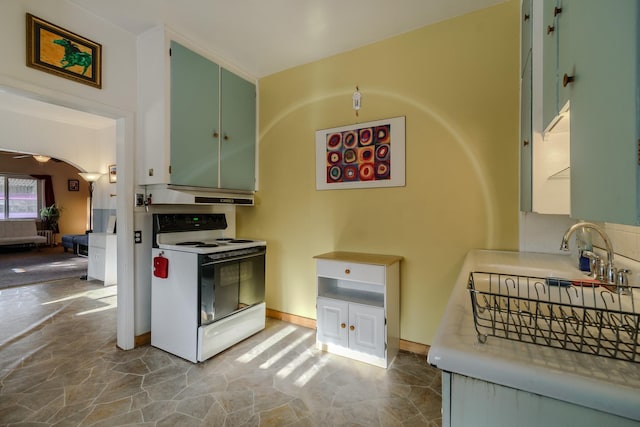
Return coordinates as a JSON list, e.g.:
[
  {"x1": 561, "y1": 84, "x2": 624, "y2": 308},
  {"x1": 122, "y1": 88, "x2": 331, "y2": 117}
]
[{"x1": 70, "y1": 0, "x2": 506, "y2": 78}]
